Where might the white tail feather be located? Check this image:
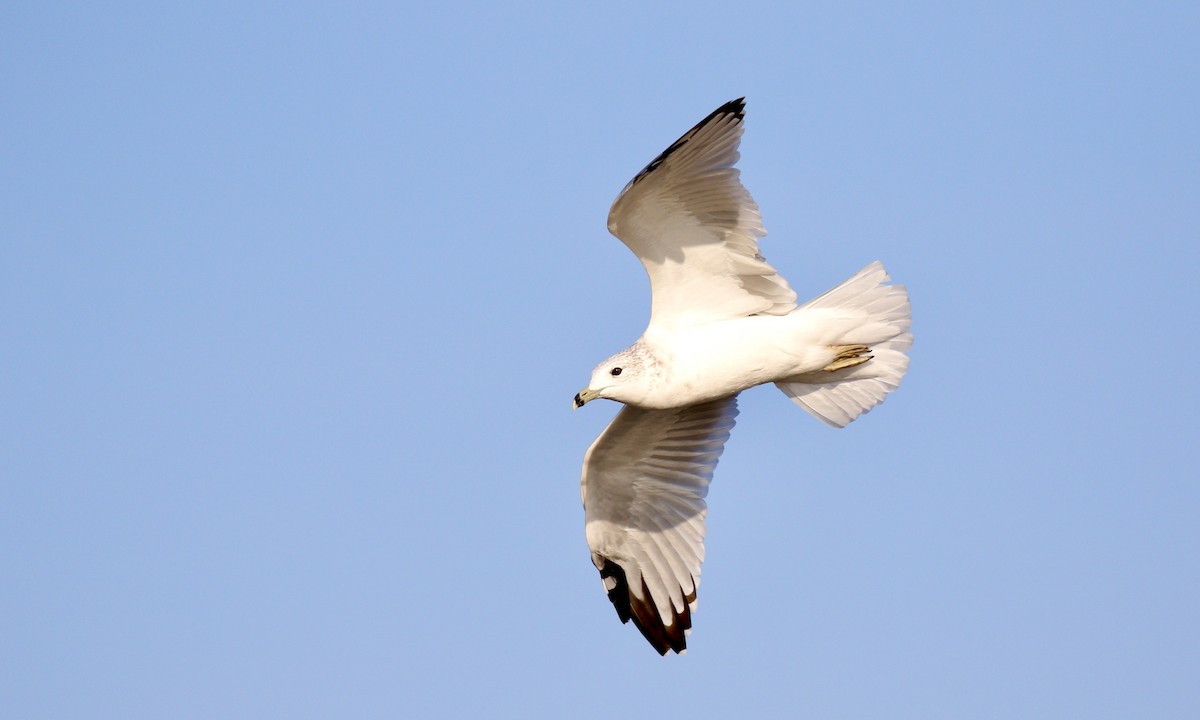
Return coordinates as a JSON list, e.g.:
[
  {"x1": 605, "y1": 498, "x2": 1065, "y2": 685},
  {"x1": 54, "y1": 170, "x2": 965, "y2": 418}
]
[{"x1": 776, "y1": 262, "x2": 912, "y2": 428}]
